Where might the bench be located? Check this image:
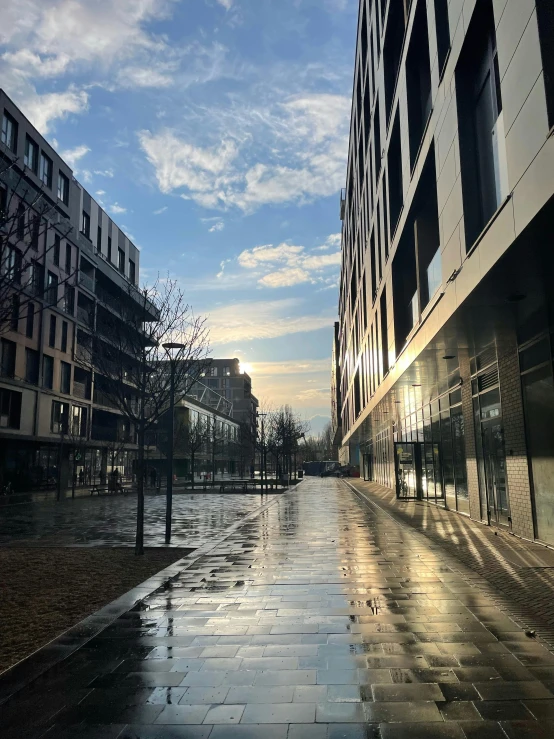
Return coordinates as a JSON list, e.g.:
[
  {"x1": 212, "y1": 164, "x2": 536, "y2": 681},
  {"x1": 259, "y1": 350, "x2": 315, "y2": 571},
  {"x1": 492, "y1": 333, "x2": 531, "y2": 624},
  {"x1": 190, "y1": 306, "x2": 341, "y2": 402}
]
[{"x1": 90, "y1": 485, "x2": 133, "y2": 496}]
